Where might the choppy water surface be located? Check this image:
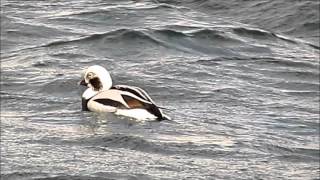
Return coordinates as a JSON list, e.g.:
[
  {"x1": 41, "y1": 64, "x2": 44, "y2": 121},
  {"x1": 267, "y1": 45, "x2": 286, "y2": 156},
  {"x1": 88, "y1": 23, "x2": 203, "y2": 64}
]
[{"x1": 1, "y1": 0, "x2": 319, "y2": 179}]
